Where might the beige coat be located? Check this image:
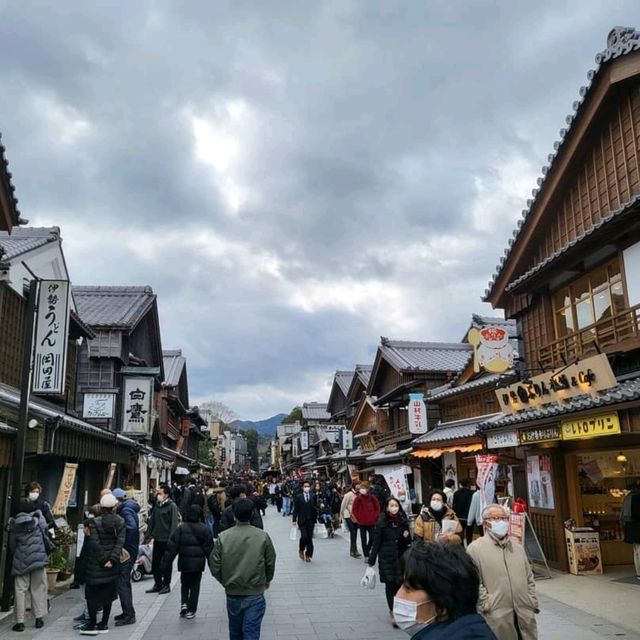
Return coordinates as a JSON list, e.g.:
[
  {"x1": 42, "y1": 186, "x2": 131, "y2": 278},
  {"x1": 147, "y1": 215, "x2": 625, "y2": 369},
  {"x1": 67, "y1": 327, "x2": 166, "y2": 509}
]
[
  {"x1": 413, "y1": 507, "x2": 462, "y2": 544},
  {"x1": 467, "y1": 533, "x2": 538, "y2": 640},
  {"x1": 340, "y1": 491, "x2": 357, "y2": 522}
]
